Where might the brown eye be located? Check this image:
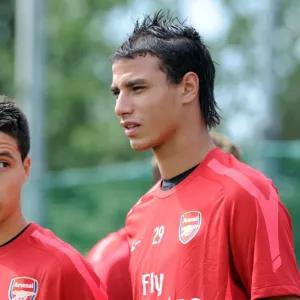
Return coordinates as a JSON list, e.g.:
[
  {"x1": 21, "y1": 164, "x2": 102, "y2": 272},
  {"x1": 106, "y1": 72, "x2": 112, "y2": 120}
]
[
  {"x1": 132, "y1": 86, "x2": 145, "y2": 92},
  {"x1": 0, "y1": 161, "x2": 9, "y2": 168}
]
